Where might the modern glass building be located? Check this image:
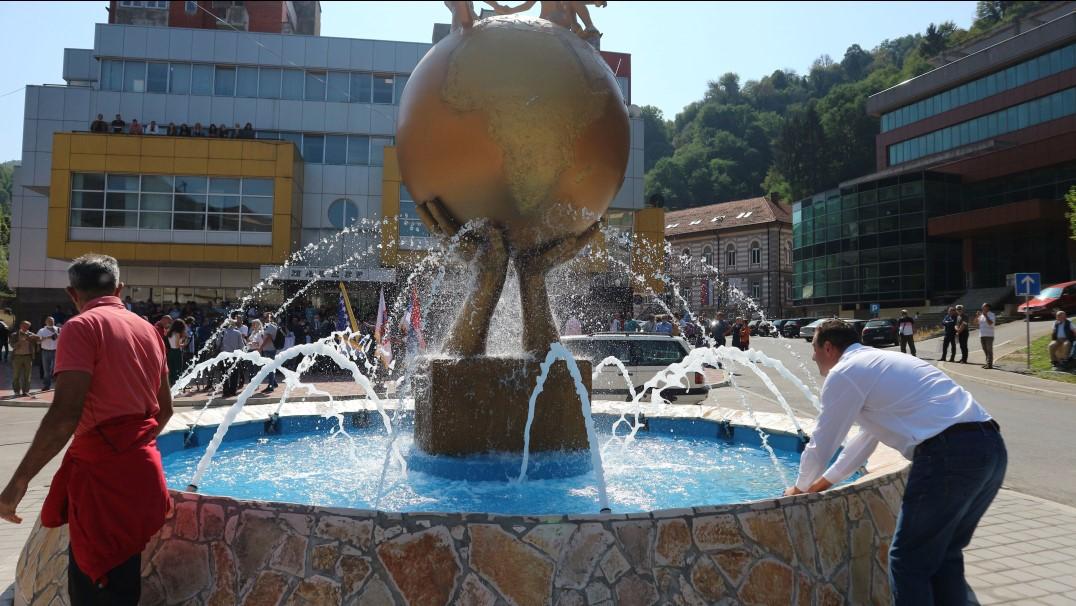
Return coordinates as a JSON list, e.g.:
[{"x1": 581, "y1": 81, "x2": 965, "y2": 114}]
[
  {"x1": 794, "y1": 4, "x2": 1076, "y2": 313},
  {"x1": 9, "y1": 11, "x2": 645, "y2": 320}
]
